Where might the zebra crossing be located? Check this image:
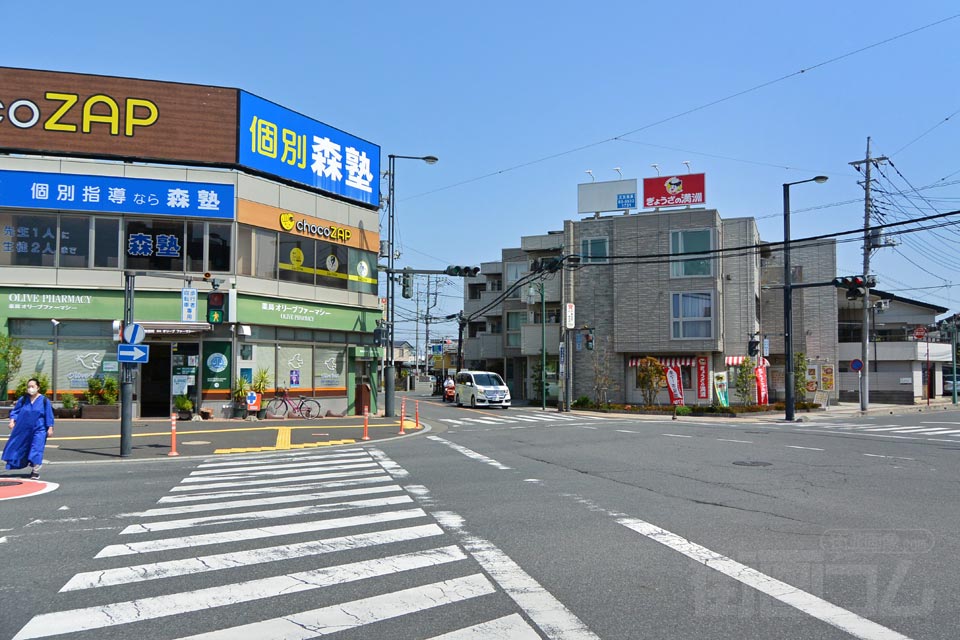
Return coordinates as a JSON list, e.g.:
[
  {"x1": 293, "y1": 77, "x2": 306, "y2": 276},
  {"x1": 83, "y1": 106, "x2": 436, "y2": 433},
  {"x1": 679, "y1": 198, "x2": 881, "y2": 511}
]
[
  {"x1": 12, "y1": 446, "x2": 592, "y2": 640},
  {"x1": 800, "y1": 421, "x2": 960, "y2": 438},
  {"x1": 439, "y1": 412, "x2": 612, "y2": 428}
]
